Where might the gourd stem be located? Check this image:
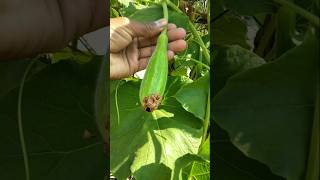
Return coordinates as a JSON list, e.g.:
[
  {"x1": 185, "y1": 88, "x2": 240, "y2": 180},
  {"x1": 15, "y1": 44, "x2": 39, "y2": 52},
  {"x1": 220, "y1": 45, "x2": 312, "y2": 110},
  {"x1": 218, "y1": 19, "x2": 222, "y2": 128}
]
[
  {"x1": 162, "y1": 0, "x2": 168, "y2": 23},
  {"x1": 160, "y1": 1, "x2": 168, "y2": 37}
]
